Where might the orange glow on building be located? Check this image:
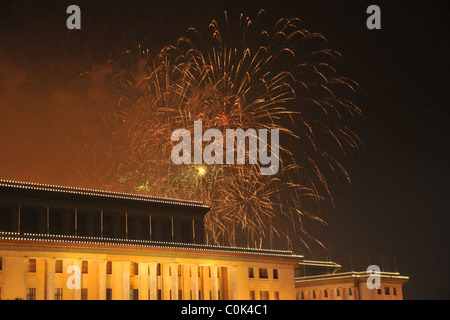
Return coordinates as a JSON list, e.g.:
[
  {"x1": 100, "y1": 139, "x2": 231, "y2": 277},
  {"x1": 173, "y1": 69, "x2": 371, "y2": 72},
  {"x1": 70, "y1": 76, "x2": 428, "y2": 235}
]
[{"x1": 0, "y1": 180, "x2": 408, "y2": 300}]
